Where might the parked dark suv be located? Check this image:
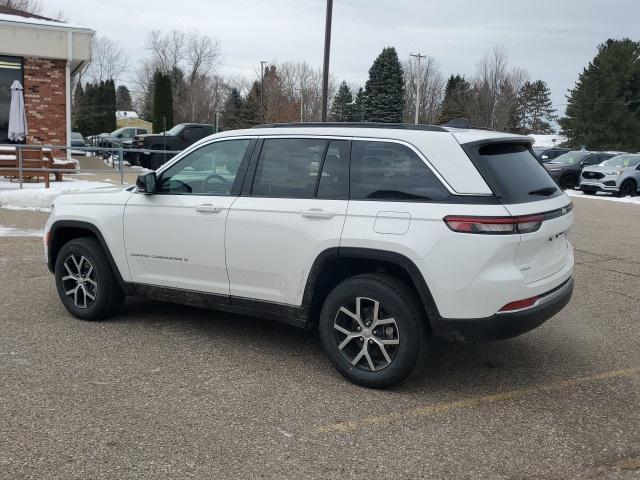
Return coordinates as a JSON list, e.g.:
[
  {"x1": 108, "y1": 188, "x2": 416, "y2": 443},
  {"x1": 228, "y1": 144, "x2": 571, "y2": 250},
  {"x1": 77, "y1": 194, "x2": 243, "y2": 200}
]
[
  {"x1": 131, "y1": 123, "x2": 214, "y2": 169},
  {"x1": 533, "y1": 146, "x2": 571, "y2": 162},
  {"x1": 544, "y1": 151, "x2": 619, "y2": 190}
]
